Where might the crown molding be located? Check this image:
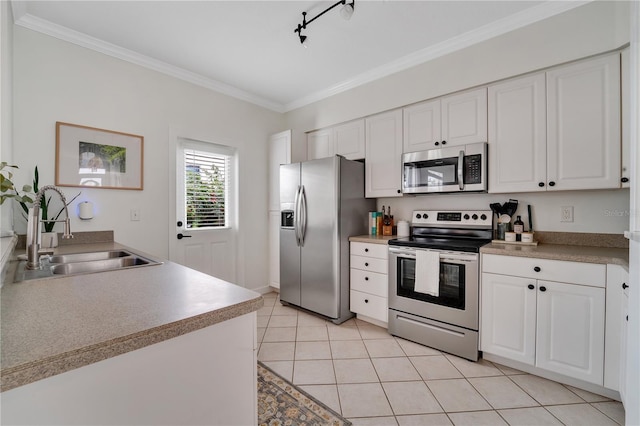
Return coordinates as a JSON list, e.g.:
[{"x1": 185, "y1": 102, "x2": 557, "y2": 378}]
[
  {"x1": 283, "y1": 1, "x2": 591, "y2": 112},
  {"x1": 12, "y1": 1, "x2": 590, "y2": 114},
  {"x1": 13, "y1": 11, "x2": 286, "y2": 113}
]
